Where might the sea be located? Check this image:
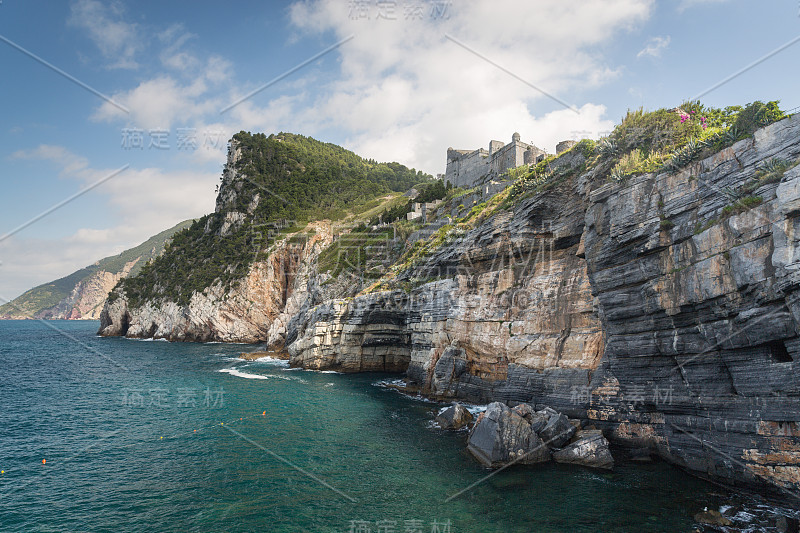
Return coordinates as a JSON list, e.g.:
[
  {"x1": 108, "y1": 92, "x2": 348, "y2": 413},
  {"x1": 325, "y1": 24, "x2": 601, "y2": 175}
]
[{"x1": 0, "y1": 320, "x2": 796, "y2": 532}]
